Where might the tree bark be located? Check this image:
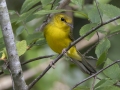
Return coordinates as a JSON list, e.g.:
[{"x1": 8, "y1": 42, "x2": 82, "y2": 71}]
[{"x1": 0, "y1": 0, "x2": 28, "y2": 90}]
